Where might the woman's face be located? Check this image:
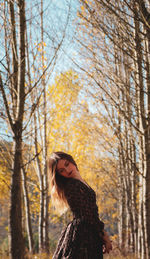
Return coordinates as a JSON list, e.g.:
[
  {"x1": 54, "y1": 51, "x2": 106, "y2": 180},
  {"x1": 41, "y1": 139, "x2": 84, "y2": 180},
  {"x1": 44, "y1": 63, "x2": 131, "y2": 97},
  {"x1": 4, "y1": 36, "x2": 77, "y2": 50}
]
[{"x1": 56, "y1": 159, "x2": 78, "y2": 178}]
